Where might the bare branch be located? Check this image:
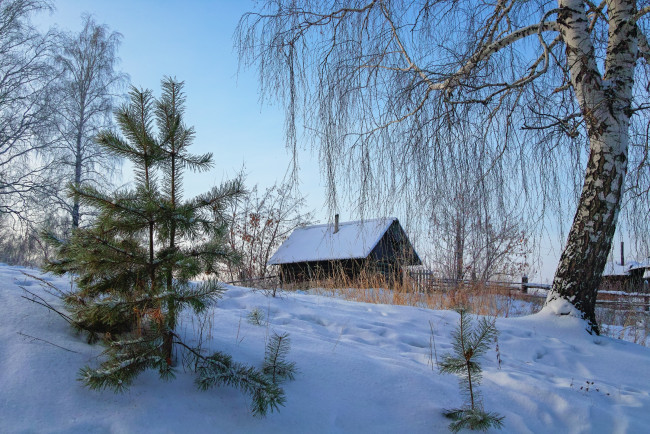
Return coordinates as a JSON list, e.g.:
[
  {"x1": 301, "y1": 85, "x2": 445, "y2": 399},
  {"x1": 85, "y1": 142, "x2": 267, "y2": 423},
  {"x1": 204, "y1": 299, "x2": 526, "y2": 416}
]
[
  {"x1": 428, "y1": 20, "x2": 559, "y2": 92},
  {"x1": 17, "y1": 331, "x2": 80, "y2": 353}
]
